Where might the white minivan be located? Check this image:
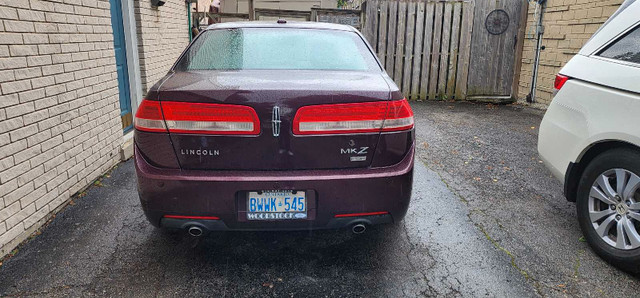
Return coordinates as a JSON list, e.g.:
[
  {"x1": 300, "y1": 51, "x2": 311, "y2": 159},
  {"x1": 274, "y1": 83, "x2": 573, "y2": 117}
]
[{"x1": 538, "y1": 0, "x2": 640, "y2": 273}]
